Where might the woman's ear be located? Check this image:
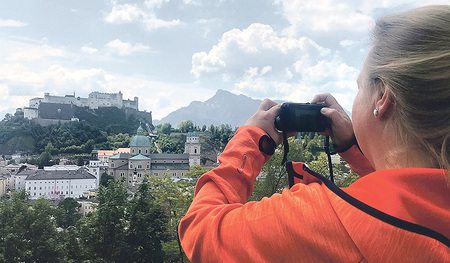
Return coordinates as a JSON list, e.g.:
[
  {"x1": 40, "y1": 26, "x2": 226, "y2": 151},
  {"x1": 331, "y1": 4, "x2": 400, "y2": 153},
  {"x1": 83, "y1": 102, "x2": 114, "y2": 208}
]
[{"x1": 375, "y1": 85, "x2": 393, "y2": 119}]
